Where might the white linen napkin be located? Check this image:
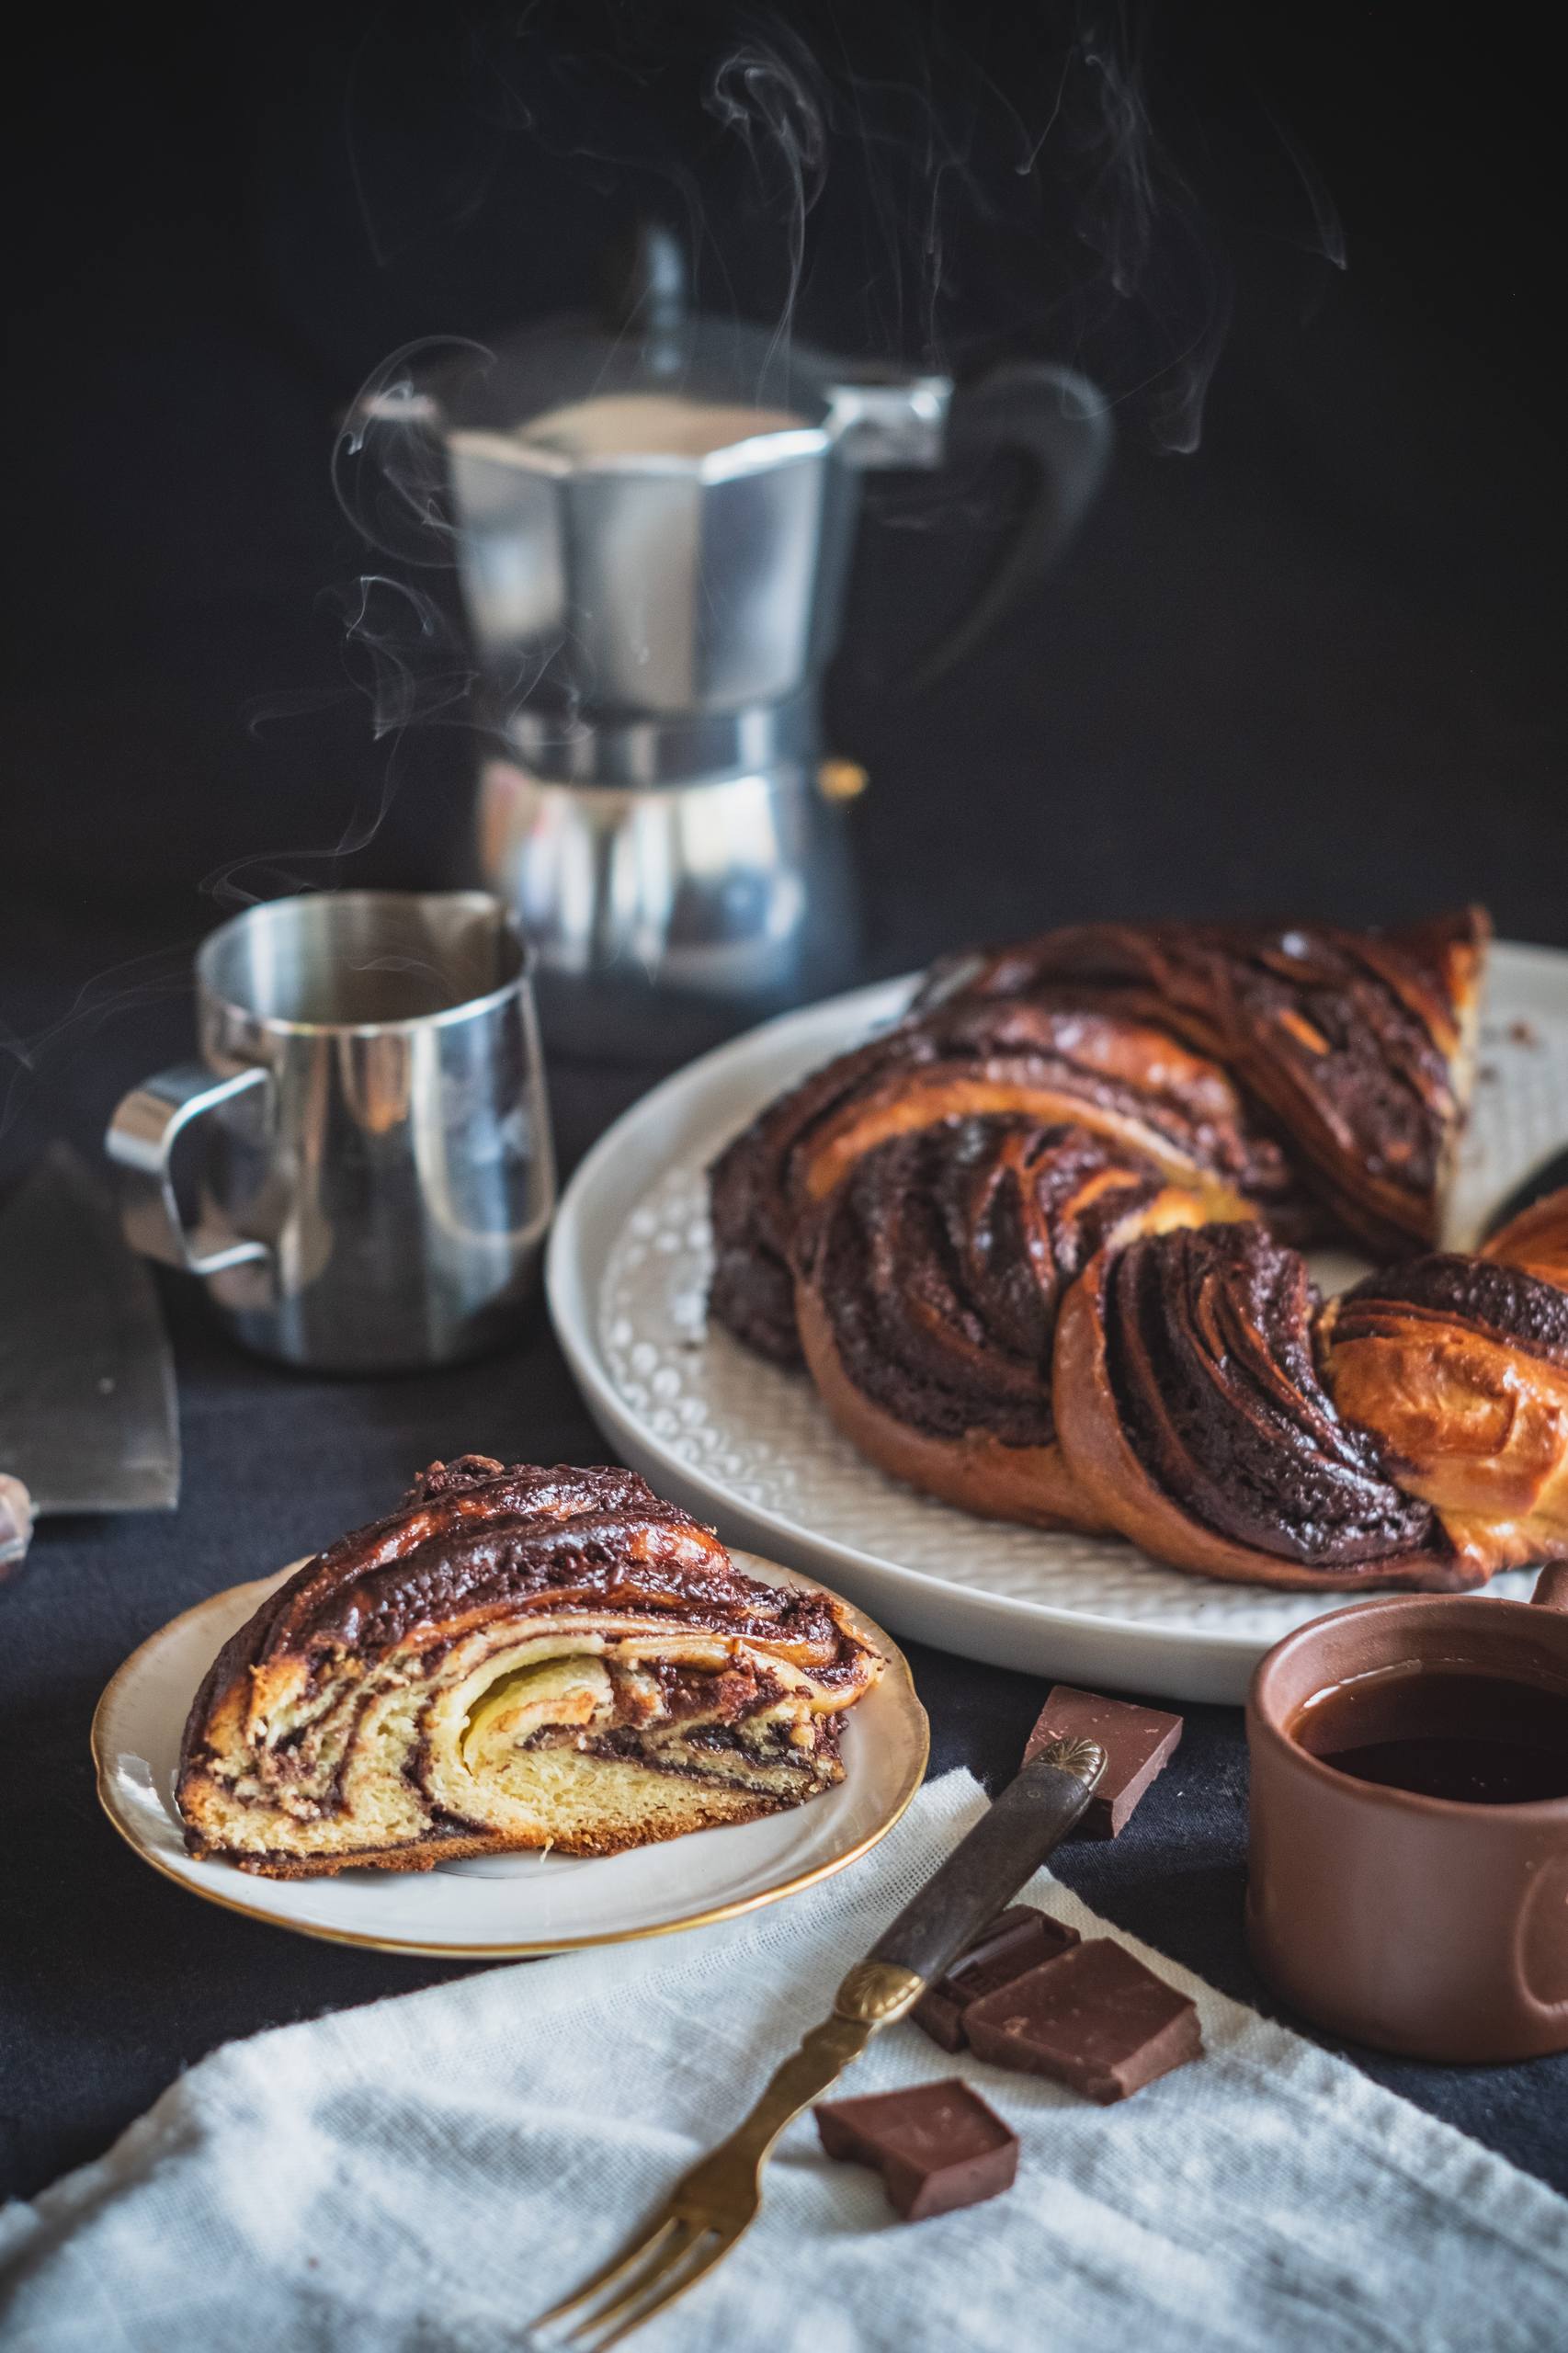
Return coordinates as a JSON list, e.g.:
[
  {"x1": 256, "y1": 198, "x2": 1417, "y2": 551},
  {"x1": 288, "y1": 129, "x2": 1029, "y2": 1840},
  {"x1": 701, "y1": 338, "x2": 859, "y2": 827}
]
[{"x1": 4, "y1": 1770, "x2": 1564, "y2": 2353}]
